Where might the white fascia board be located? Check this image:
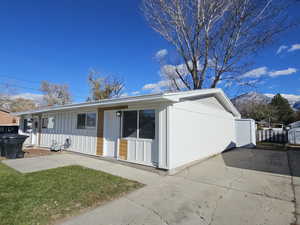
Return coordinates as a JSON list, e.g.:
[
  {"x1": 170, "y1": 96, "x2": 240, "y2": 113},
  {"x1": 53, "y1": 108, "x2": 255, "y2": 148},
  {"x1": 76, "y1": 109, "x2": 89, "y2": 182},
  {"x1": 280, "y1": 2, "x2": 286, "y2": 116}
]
[
  {"x1": 13, "y1": 95, "x2": 176, "y2": 116},
  {"x1": 165, "y1": 88, "x2": 241, "y2": 118},
  {"x1": 163, "y1": 88, "x2": 219, "y2": 100},
  {"x1": 215, "y1": 89, "x2": 241, "y2": 118},
  {"x1": 12, "y1": 88, "x2": 241, "y2": 118}
]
